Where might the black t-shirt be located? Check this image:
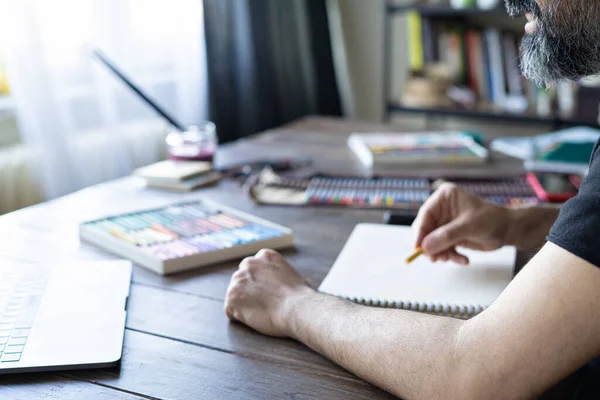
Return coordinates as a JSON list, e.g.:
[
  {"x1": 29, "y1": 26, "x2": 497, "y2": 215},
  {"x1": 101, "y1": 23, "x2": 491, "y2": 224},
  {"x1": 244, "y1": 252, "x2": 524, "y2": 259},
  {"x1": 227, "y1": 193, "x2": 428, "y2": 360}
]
[
  {"x1": 545, "y1": 140, "x2": 600, "y2": 400},
  {"x1": 548, "y1": 141, "x2": 600, "y2": 267}
]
